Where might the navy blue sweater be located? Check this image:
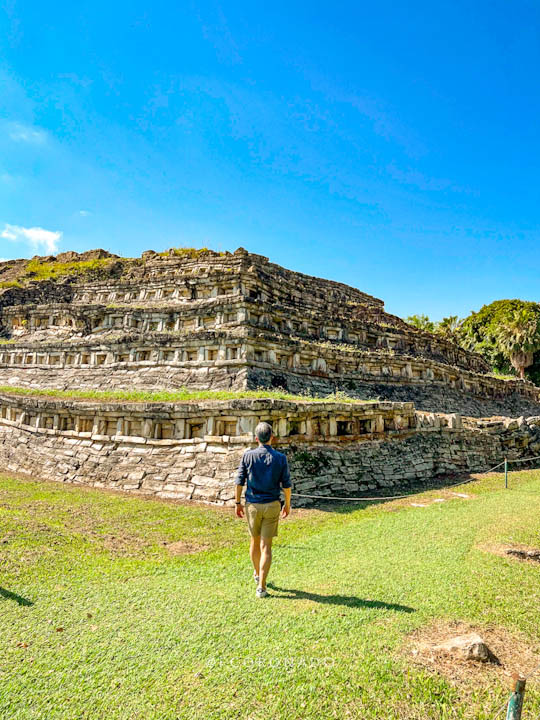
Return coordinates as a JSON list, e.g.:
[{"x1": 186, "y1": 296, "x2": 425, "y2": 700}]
[{"x1": 235, "y1": 444, "x2": 291, "y2": 504}]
